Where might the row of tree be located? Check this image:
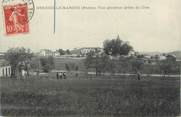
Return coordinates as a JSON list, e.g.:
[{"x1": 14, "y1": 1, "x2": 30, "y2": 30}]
[
  {"x1": 84, "y1": 35, "x2": 179, "y2": 76},
  {"x1": 84, "y1": 52, "x2": 143, "y2": 75},
  {"x1": 5, "y1": 48, "x2": 33, "y2": 77},
  {"x1": 5, "y1": 47, "x2": 55, "y2": 78},
  {"x1": 57, "y1": 49, "x2": 71, "y2": 55}
]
